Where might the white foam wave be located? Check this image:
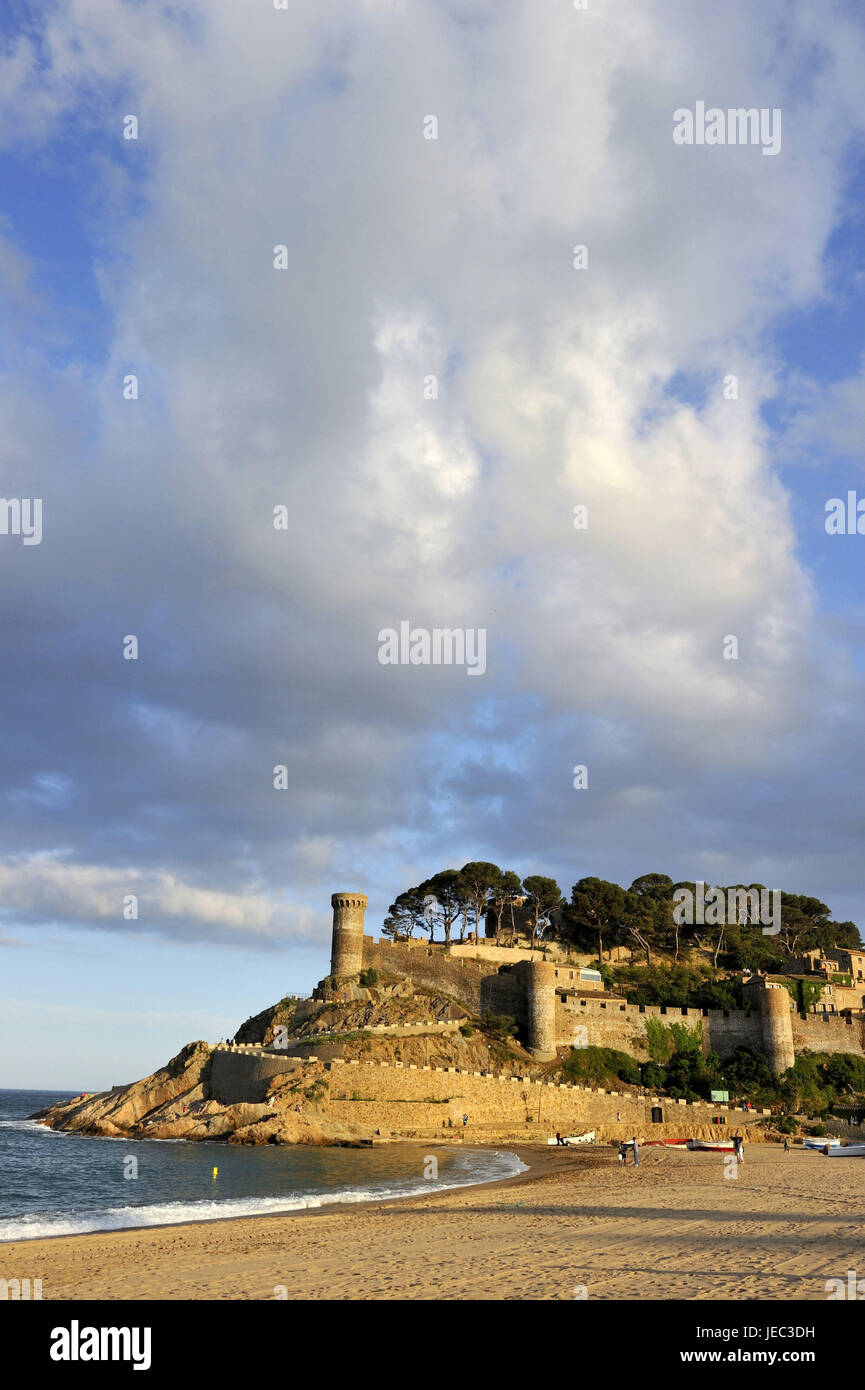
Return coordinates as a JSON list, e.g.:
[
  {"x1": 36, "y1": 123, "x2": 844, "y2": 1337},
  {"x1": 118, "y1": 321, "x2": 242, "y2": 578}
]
[{"x1": 0, "y1": 1119, "x2": 66, "y2": 1135}]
